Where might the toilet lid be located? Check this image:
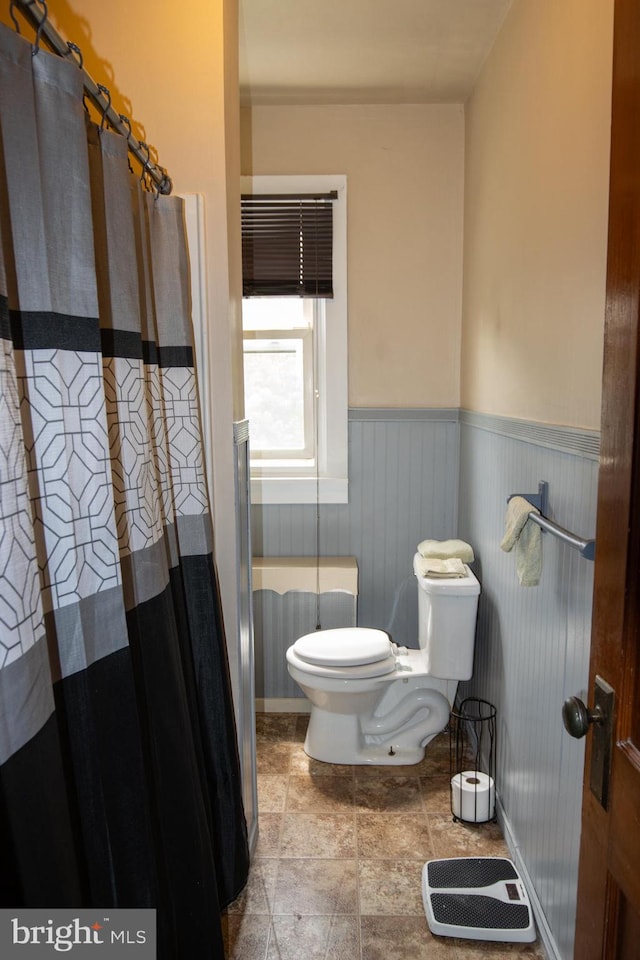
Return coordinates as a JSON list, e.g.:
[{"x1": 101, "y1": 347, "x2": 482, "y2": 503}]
[{"x1": 293, "y1": 627, "x2": 392, "y2": 667}]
